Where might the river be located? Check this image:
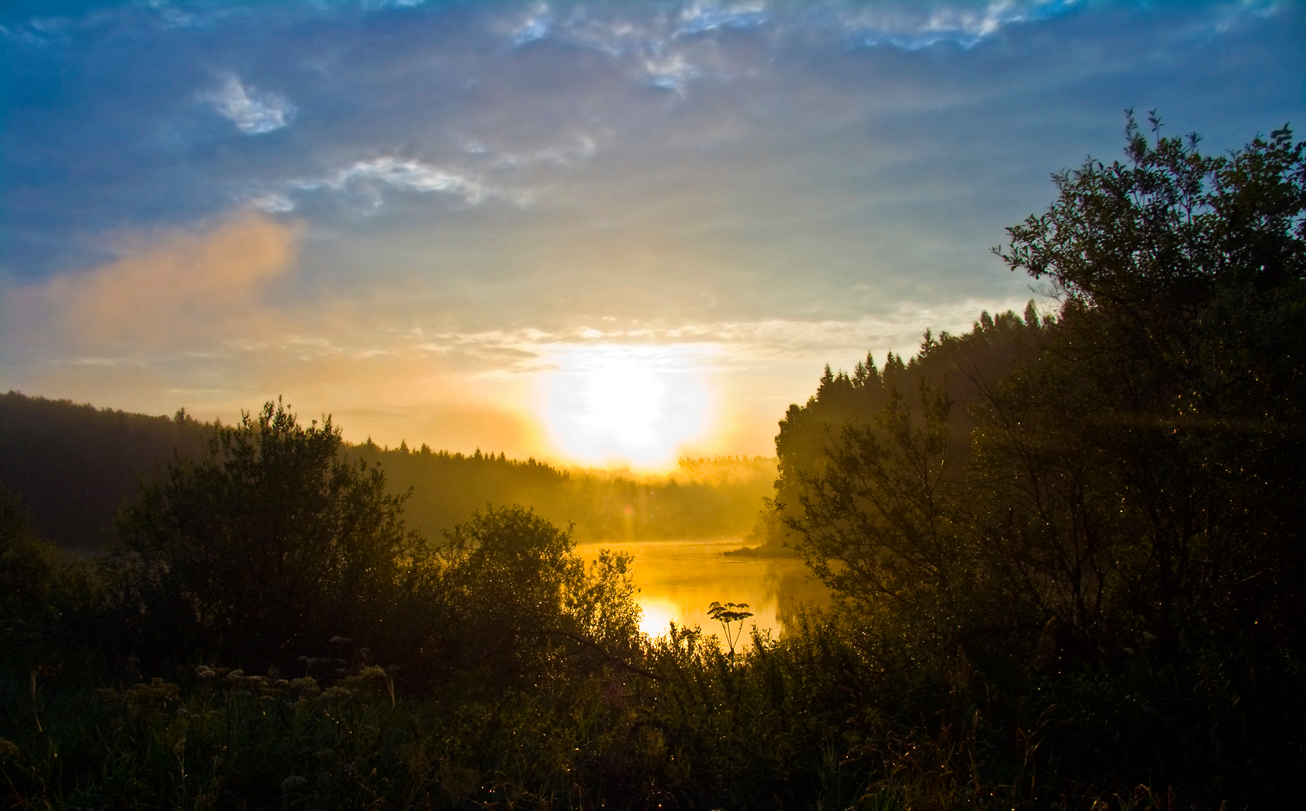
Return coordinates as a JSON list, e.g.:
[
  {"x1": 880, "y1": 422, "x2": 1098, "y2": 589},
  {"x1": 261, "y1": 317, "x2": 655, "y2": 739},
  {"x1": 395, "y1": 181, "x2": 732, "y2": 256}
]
[{"x1": 575, "y1": 538, "x2": 831, "y2": 642}]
